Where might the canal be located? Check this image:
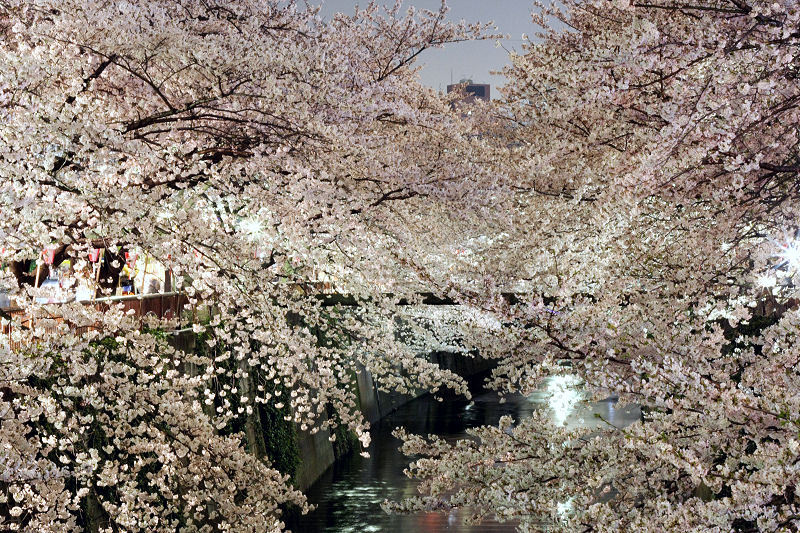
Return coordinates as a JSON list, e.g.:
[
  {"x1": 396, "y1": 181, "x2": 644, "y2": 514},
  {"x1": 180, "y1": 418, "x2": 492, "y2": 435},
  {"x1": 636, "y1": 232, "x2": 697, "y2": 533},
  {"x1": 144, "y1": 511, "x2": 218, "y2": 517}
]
[{"x1": 289, "y1": 374, "x2": 640, "y2": 532}]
